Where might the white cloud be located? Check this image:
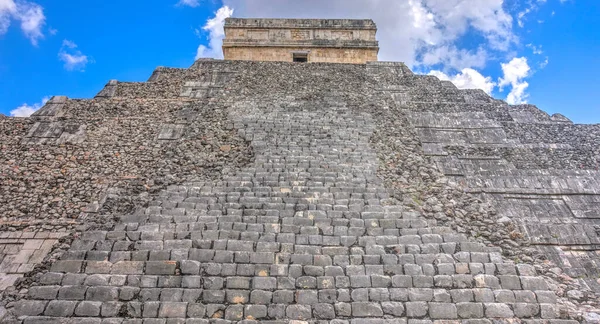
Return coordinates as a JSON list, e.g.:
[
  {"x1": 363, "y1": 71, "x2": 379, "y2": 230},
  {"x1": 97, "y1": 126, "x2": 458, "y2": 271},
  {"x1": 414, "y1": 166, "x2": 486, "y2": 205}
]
[
  {"x1": 62, "y1": 39, "x2": 77, "y2": 49},
  {"x1": 0, "y1": 0, "x2": 17, "y2": 35},
  {"x1": 421, "y1": 46, "x2": 488, "y2": 70},
  {"x1": 0, "y1": 0, "x2": 45, "y2": 45},
  {"x1": 498, "y1": 57, "x2": 531, "y2": 104},
  {"x1": 195, "y1": 6, "x2": 233, "y2": 60},
  {"x1": 178, "y1": 0, "x2": 200, "y2": 7},
  {"x1": 222, "y1": 0, "x2": 515, "y2": 67},
  {"x1": 429, "y1": 57, "x2": 533, "y2": 103},
  {"x1": 10, "y1": 96, "x2": 49, "y2": 117},
  {"x1": 517, "y1": 7, "x2": 533, "y2": 27},
  {"x1": 17, "y1": 1, "x2": 44, "y2": 44},
  {"x1": 429, "y1": 68, "x2": 496, "y2": 94},
  {"x1": 517, "y1": 0, "x2": 548, "y2": 28},
  {"x1": 422, "y1": 0, "x2": 514, "y2": 51},
  {"x1": 526, "y1": 43, "x2": 543, "y2": 55},
  {"x1": 58, "y1": 39, "x2": 89, "y2": 71}
]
